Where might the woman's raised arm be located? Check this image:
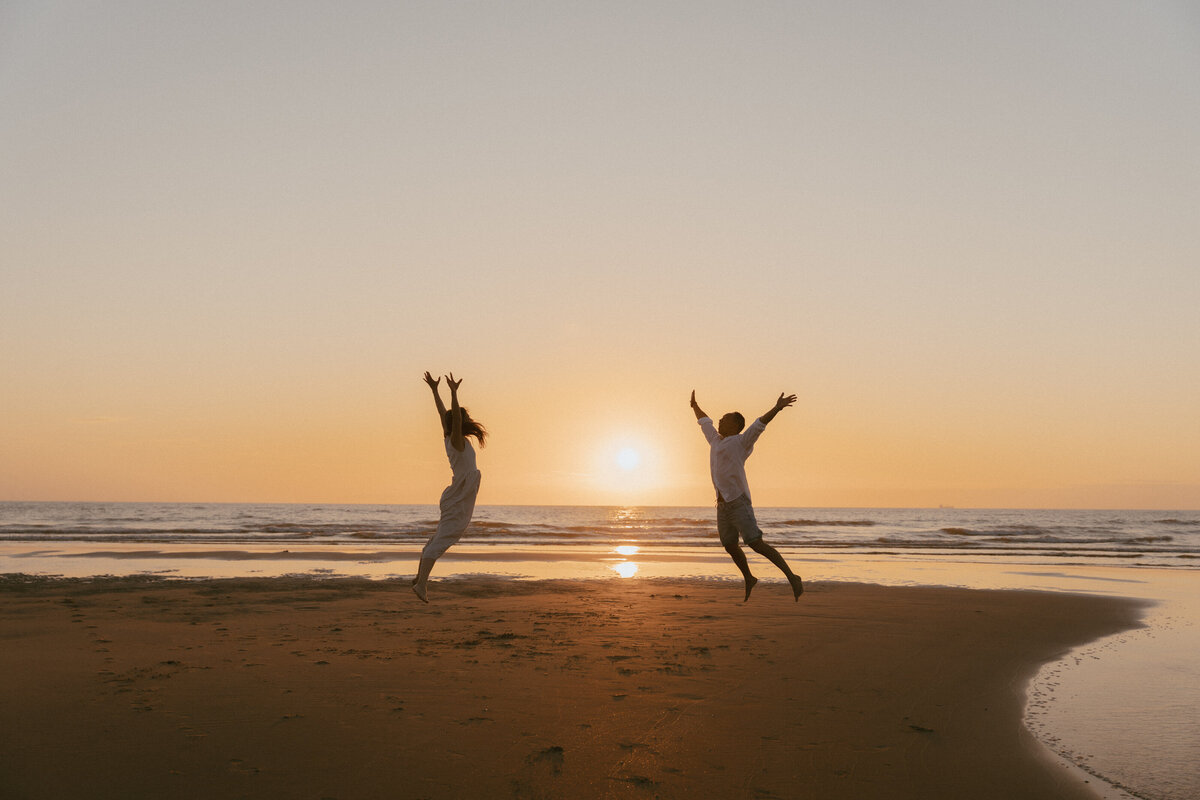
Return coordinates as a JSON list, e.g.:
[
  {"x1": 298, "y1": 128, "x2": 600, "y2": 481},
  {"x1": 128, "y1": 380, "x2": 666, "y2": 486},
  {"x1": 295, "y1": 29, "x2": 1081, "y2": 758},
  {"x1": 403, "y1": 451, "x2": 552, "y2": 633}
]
[
  {"x1": 424, "y1": 372, "x2": 449, "y2": 435},
  {"x1": 446, "y1": 373, "x2": 465, "y2": 452}
]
